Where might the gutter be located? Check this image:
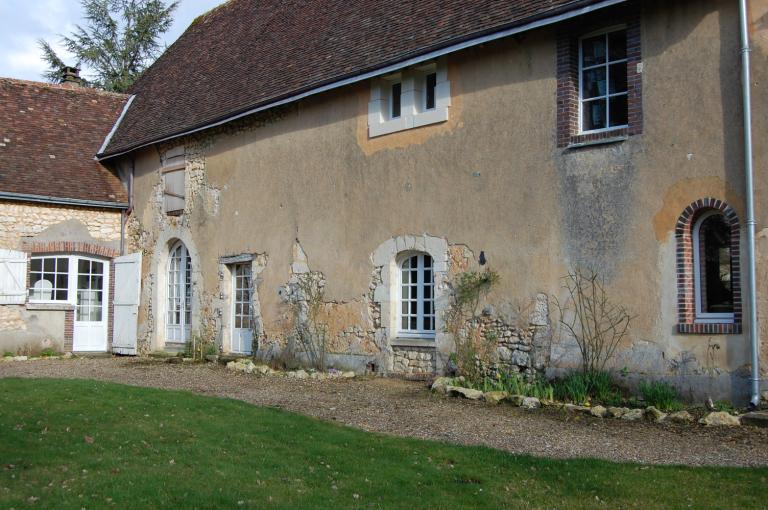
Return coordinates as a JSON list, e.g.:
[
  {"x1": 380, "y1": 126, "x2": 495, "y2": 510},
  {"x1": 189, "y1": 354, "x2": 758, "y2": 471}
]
[
  {"x1": 96, "y1": 0, "x2": 626, "y2": 161},
  {"x1": 738, "y1": 0, "x2": 761, "y2": 408},
  {"x1": 98, "y1": 94, "x2": 135, "y2": 156},
  {"x1": 0, "y1": 191, "x2": 128, "y2": 210}
]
